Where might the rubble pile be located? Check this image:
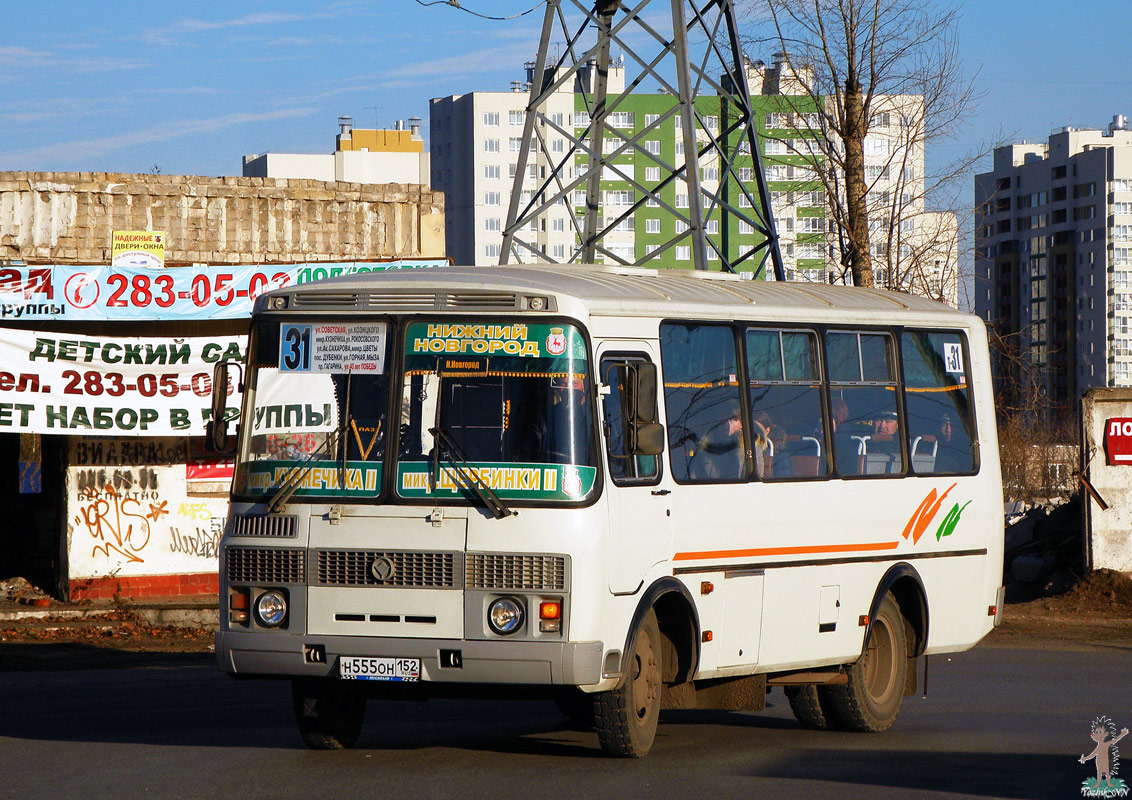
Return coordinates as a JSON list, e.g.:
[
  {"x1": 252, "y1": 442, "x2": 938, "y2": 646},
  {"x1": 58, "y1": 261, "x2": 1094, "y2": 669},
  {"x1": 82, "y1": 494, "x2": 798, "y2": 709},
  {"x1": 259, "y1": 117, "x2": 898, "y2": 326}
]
[{"x1": 1003, "y1": 494, "x2": 1085, "y2": 601}]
